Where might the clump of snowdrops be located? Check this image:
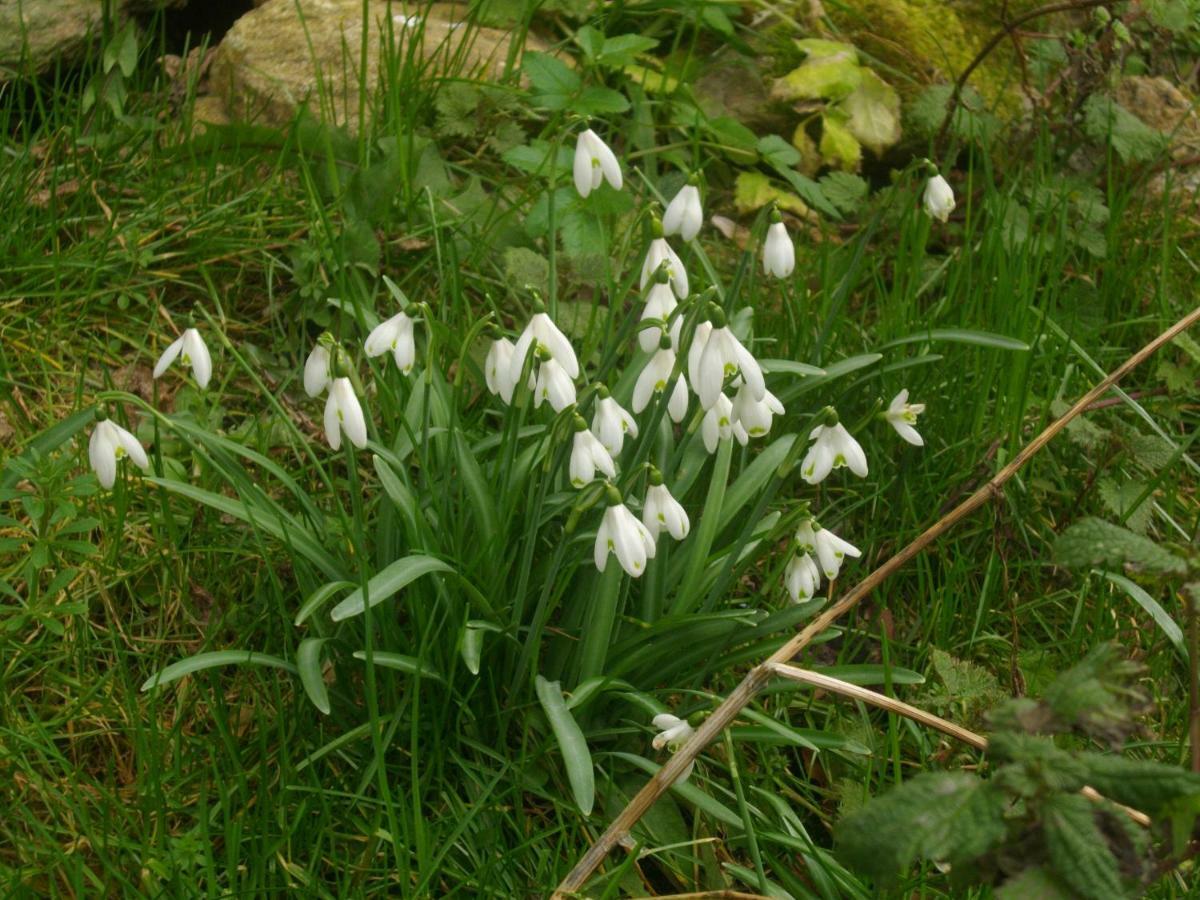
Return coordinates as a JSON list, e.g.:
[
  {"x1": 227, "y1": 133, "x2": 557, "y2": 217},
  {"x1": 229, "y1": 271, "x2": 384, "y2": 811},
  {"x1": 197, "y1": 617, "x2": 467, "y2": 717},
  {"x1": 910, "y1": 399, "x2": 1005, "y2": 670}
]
[{"x1": 71, "y1": 121, "x2": 947, "y2": 805}]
